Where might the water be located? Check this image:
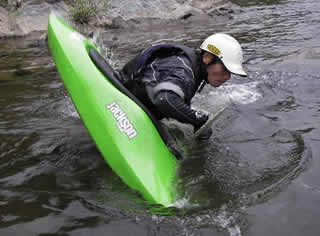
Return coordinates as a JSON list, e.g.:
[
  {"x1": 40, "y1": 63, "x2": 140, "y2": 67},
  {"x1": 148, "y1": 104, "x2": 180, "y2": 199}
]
[{"x1": 1, "y1": 0, "x2": 320, "y2": 235}]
